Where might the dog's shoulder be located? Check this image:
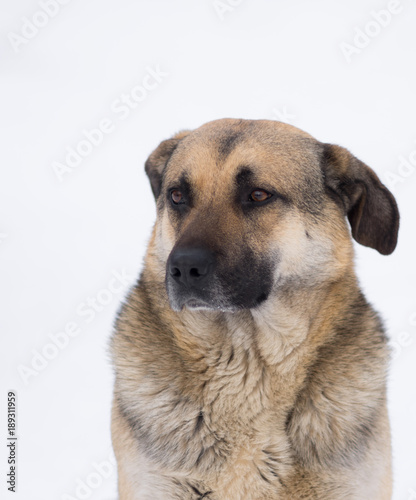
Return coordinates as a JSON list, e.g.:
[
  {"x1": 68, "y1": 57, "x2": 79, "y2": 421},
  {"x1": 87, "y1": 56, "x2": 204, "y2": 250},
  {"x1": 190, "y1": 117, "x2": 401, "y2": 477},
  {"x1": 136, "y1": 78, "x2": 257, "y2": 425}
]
[{"x1": 286, "y1": 290, "x2": 390, "y2": 469}]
